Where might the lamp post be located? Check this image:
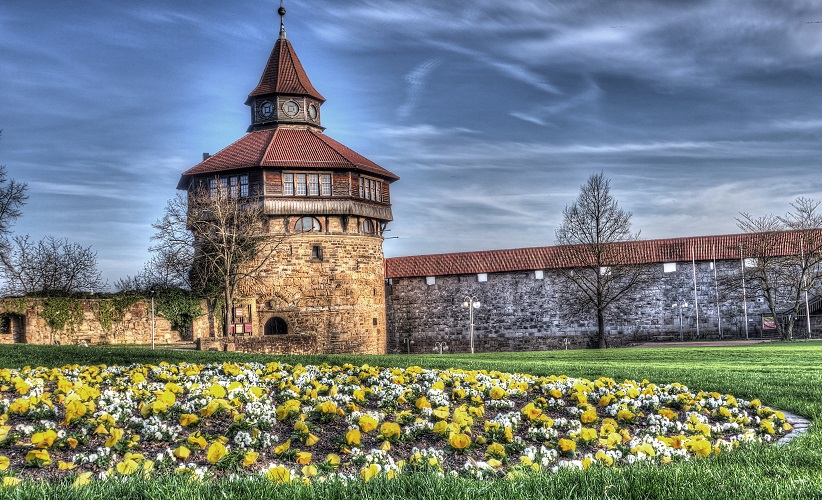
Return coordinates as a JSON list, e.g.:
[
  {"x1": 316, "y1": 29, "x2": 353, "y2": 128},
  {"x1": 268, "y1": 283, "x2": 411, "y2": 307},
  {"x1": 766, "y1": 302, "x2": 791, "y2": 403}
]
[
  {"x1": 150, "y1": 290, "x2": 156, "y2": 350},
  {"x1": 462, "y1": 295, "x2": 480, "y2": 354},
  {"x1": 672, "y1": 301, "x2": 688, "y2": 341}
]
